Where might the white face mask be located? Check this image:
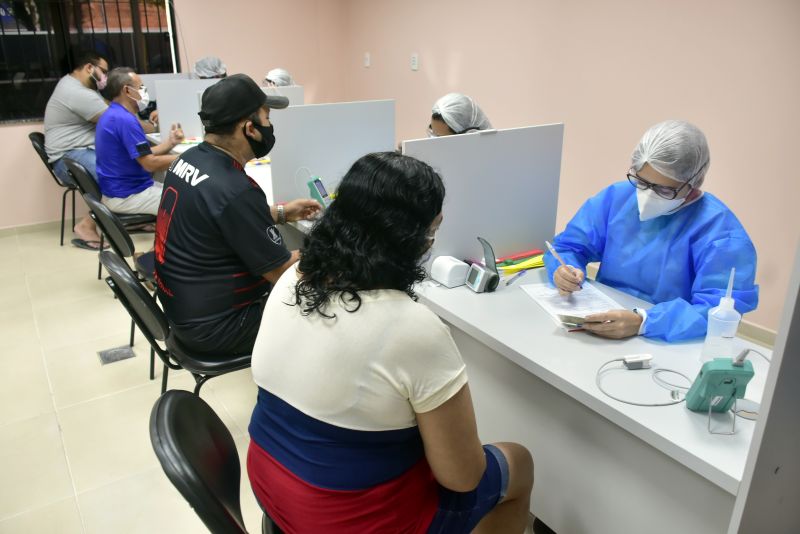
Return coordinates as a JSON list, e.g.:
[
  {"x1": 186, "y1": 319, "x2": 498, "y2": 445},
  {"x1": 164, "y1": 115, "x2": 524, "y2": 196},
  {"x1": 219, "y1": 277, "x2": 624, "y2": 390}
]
[
  {"x1": 636, "y1": 188, "x2": 687, "y2": 221},
  {"x1": 128, "y1": 86, "x2": 150, "y2": 112}
]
